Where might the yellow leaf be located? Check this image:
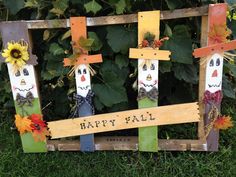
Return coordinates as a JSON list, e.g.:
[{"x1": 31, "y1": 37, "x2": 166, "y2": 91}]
[
  {"x1": 15, "y1": 114, "x2": 32, "y2": 135},
  {"x1": 43, "y1": 30, "x2": 50, "y2": 41},
  {"x1": 61, "y1": 30, "x2": 71, "y2": 40}
]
